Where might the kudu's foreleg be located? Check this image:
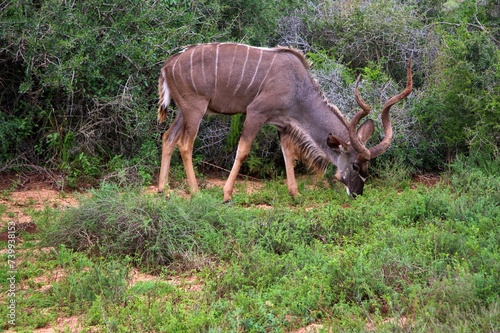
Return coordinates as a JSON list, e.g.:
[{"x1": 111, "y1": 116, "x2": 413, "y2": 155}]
[
  {"x1": 279, "y1": 133, "x2": 299, "y2": 197},
  {"x1": 223, "y1": 114, "x2": 266, "y2": 202}
]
